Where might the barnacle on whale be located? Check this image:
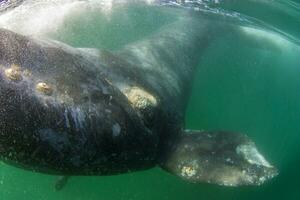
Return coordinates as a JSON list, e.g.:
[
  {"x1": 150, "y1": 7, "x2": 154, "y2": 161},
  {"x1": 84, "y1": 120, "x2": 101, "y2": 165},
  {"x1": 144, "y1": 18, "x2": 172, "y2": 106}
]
[
  {"x1": 125, "y1": 86, "x2": 157, "y2": 110},
  {"x1": 4, "y1": 64, "x2": 22, "y2": 81},
  {"x1": 36, "y1": 82, "x2": 53, "y2": 95}
]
